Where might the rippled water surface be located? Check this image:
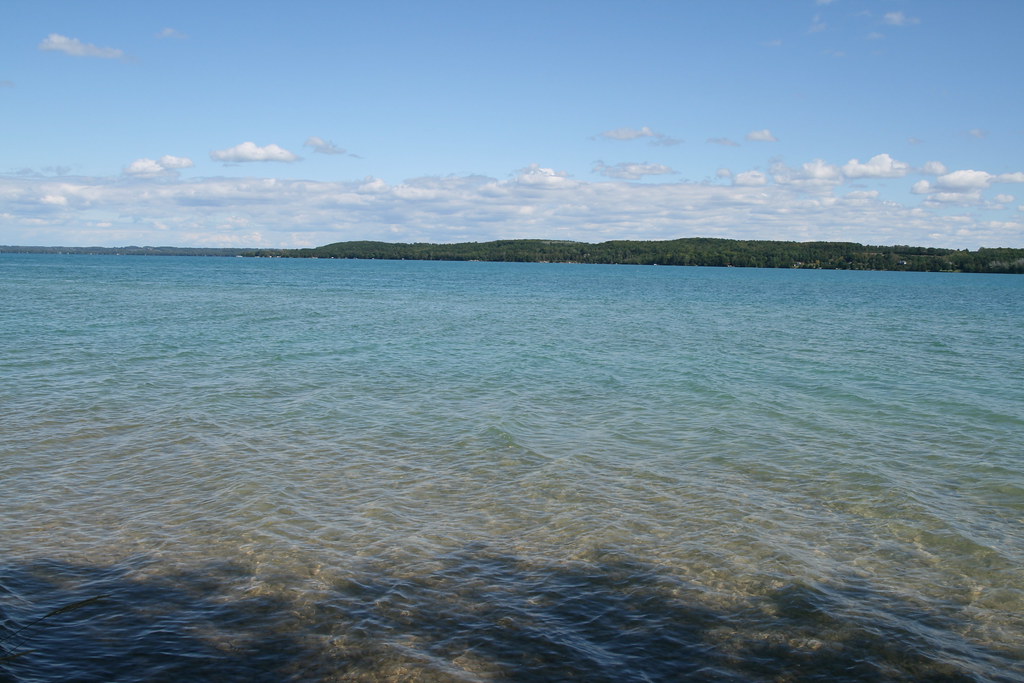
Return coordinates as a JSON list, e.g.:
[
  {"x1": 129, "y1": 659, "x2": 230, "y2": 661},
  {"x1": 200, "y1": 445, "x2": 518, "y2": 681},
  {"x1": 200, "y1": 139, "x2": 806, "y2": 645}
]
[{"x1": 2, "y1": 254, "x2": 1022, "y2": 681}]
